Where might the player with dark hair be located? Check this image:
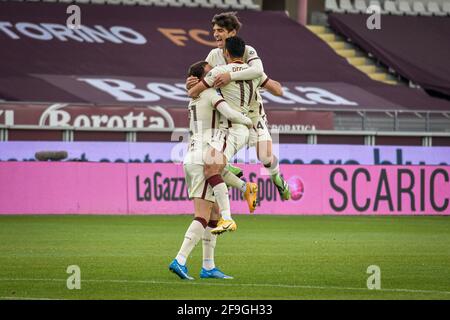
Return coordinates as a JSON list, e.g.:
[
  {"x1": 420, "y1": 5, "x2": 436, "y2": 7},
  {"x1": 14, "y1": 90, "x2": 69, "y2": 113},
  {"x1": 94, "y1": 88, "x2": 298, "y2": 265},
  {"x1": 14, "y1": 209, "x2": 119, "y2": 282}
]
[
  {"x1": 169, "y1": 60, "x2": 253, "y2": 280},
  {"x1": 189, "y1": 36, "x2": 283, "y2": 235},
  {"x1": 187, "y1": 11, "x2": 291, "y2": 201}
]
